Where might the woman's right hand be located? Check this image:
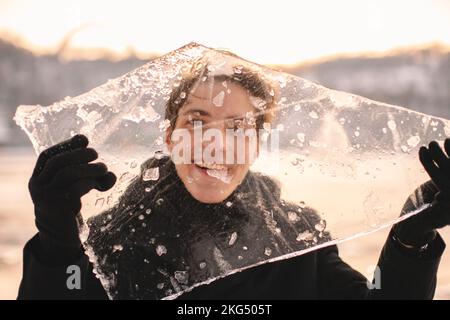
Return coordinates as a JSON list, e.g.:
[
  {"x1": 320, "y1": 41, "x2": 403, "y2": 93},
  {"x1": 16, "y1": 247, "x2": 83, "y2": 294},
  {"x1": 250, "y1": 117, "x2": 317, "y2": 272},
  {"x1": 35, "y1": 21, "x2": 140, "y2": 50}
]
[{"x1": 29, "y1": 134, "x2": 116, "y2": 248}]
